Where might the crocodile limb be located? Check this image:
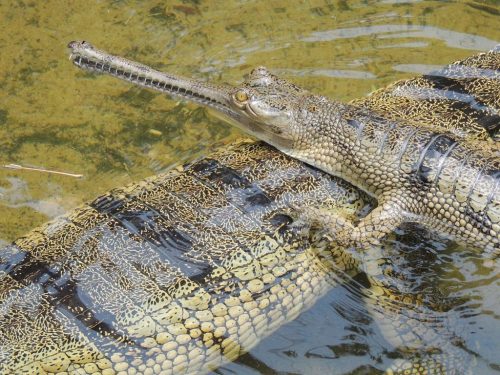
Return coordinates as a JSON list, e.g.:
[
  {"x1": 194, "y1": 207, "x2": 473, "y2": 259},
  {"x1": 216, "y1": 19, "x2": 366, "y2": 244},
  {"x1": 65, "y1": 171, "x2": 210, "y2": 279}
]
[{"x1": 67, "y1": 41, "x2": 500, "y2": 257}]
